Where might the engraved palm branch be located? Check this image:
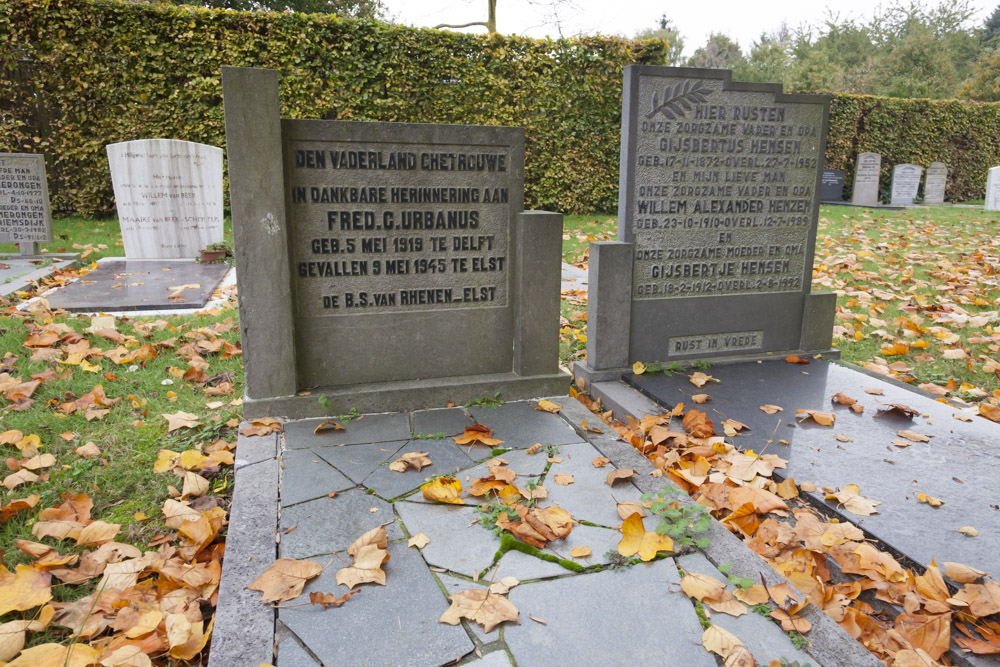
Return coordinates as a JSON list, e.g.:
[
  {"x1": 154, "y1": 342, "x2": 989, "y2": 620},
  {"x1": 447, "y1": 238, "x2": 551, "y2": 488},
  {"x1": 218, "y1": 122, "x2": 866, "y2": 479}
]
[{"x1": 645, "y1": 80, "x2": 711, "y2": 119}]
